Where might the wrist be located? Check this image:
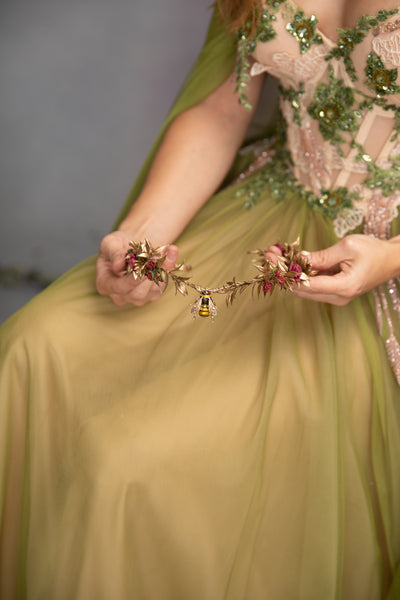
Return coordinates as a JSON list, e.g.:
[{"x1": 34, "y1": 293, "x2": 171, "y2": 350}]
[
  {"x1": 117, "y1": 217, "x2": 158, "y2": 244},
  {"x1": 387, "y1": 235, "x2": 400, "y2": 279},
  {"x1": 117, "y1": 225, "x2": 171, "y2": 249},
  {"x1": 117, "y1": 209, "x2": 179, "y2": 248}
]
